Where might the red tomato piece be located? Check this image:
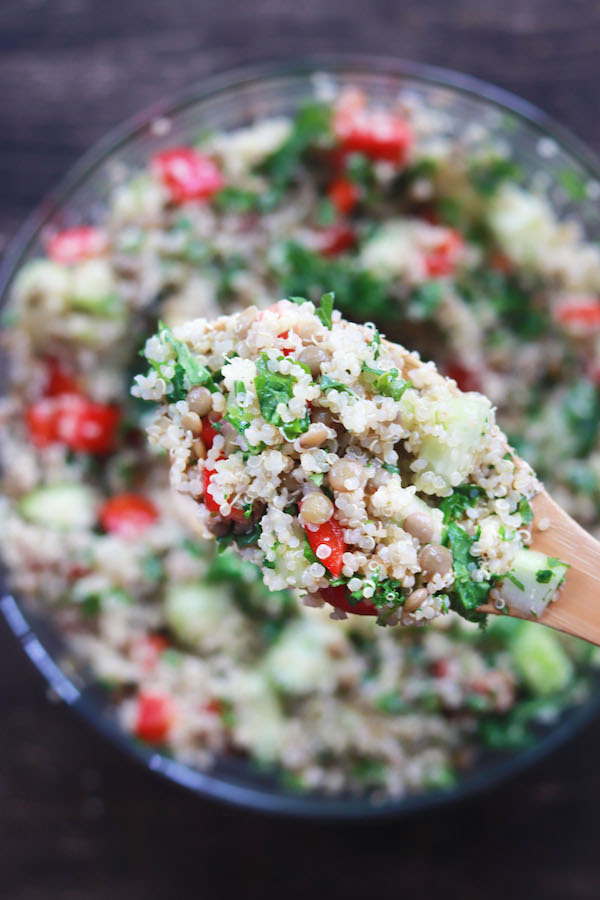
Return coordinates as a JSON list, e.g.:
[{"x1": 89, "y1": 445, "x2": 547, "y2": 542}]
[
  {"x1": 135, "y1": 691, "x2": 174, "y2": 743},
  {"x1": 43, "y1": 358, "x2": 80, "y2": 397},
  {"x1": 99, "y1": 493, "x2": 158, "y2": 538},
  {"x1": 425, "y1": 230, "x2": 464, "y2": 277},
  {"x1": 277, "y1": 331, "x2": 293, "y2": 356},
  {"x1": 319, "y1": 585, "x2": 376, "y2": 617},
  {"x1": 46, "y1": 226, "x2": 107, "y2": 265},
  {"x1": 133, "y1": 634, "x2": 169, "y2": 672},
  {"x1": 54, "y1": 396, "x2": 121, "y2": 453},
  {"x1": 26, "y1": 399, "x2": 60, "y2": 447},
  {"x1": 201, "y1": 417, "x2": 219, "y2": 450},
  {"x1": 315, "y1": 224, "x2": 356, "y2": 257},
  {"x1": 445, "y1": 363, "x2": 481, "y2": 394},
  {"x1": 202, "y1": 463, "x2": 246, "y2": 522},
  {"x1": 202, "y1": 464, "x2": 221, "y2": 514},
  {"x1": 555, "y1": 298, "x2": 600, "y2": 330},
  {"x1": 333, "y1": 91, "x2": 412, "y2": 165},
  {"x1": 304, "y1": 515, "x2": 347, "y2": 578},
  {"x1": 152, "y1": 147, "x2": 225, "y2": 204},
  {"x1": 327, "y1": 178, "x2": 359, "y2": 215}
]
